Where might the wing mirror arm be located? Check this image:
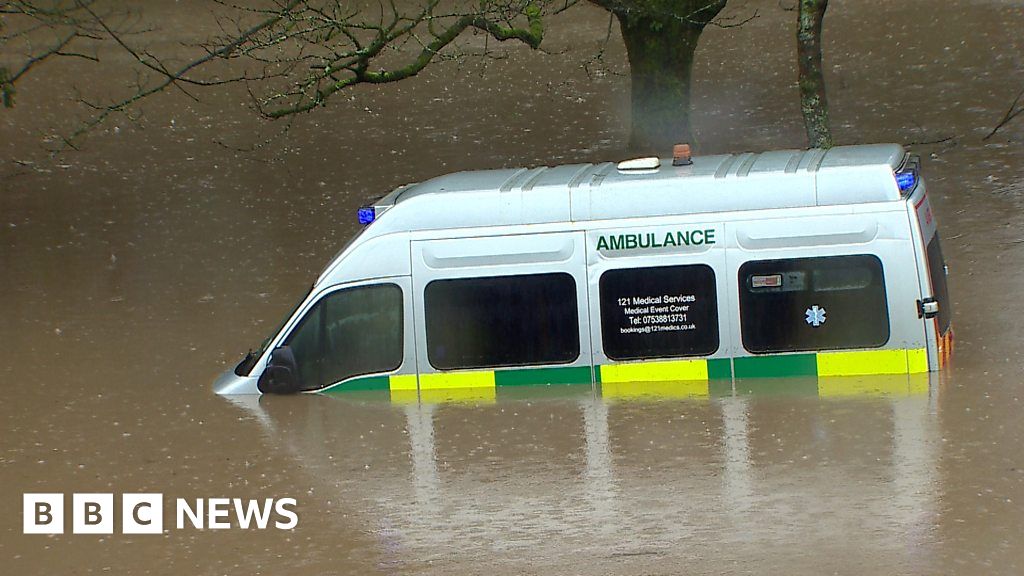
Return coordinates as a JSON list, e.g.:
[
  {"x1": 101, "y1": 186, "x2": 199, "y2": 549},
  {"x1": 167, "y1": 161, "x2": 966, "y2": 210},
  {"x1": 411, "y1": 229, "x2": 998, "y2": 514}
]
[{"x1": 257, "y1": 346, "x2": 302, "y2": 394}]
